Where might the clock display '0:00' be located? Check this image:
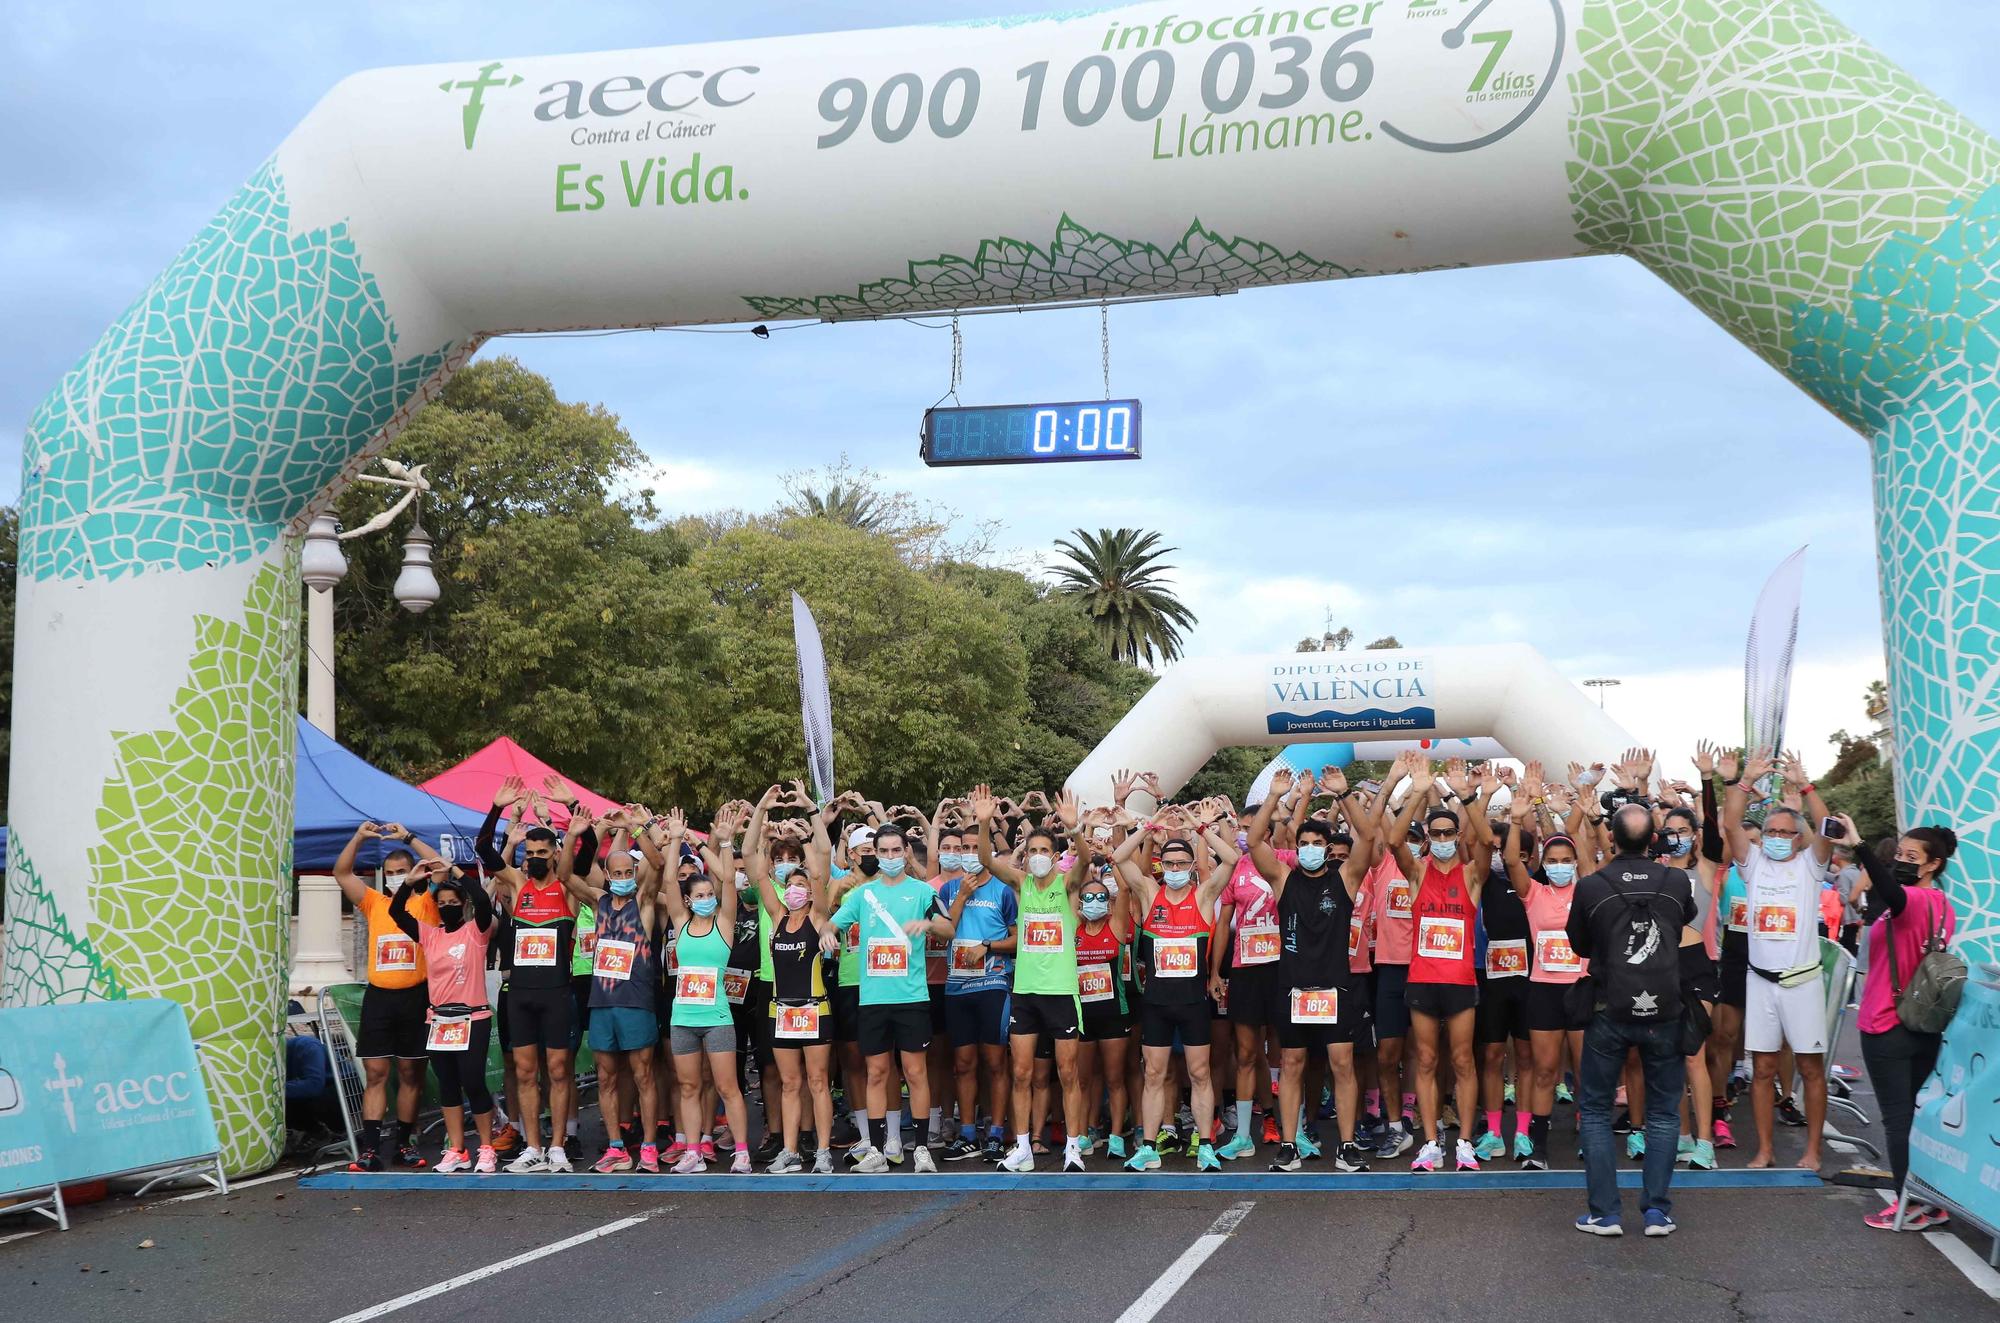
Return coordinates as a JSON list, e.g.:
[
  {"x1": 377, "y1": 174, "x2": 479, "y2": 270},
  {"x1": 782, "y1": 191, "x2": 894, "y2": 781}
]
[{"x1": 922, "y1": 399, "x2": 1144, "y2": 466}]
